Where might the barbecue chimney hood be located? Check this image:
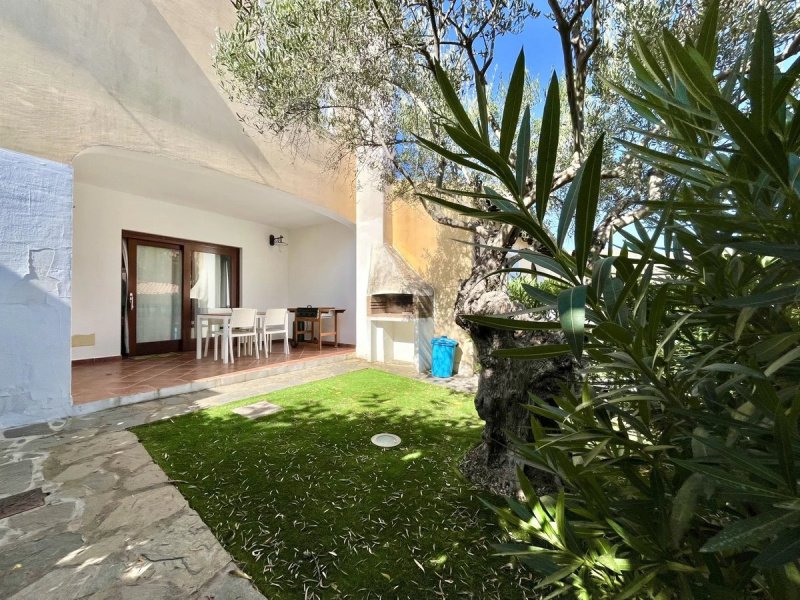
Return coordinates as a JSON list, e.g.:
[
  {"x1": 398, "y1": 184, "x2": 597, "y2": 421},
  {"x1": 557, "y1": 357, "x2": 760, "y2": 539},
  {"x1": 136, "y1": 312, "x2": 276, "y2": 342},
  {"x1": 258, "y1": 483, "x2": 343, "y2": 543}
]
[{"x1": 367, "y1": 244, "x2": 434, "y2": 298}]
